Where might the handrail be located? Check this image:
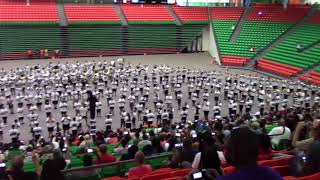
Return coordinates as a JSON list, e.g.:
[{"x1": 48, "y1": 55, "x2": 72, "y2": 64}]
[{"x1": 61, "y1": 153, "x2": 172, "y2": 174}]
